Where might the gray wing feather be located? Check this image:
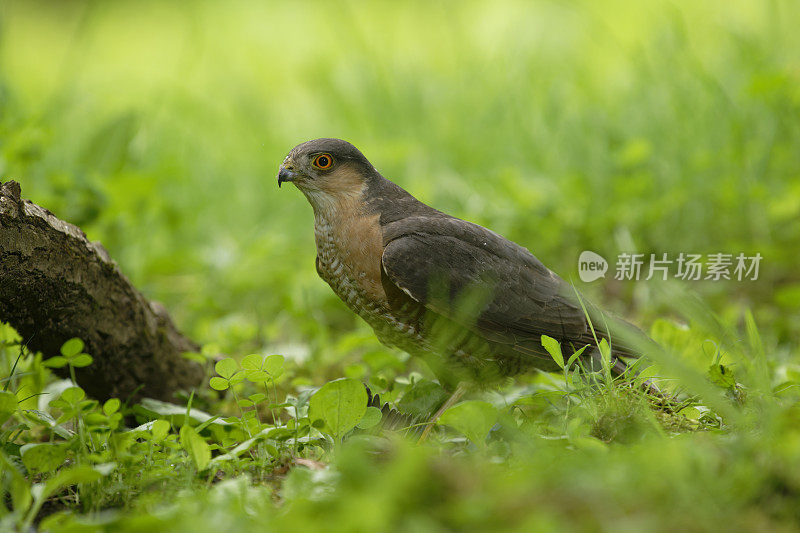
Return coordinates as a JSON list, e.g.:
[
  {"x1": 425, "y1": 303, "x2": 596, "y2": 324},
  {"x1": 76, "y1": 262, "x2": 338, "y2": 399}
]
[{"x1": 380, "y1": 216, "x2": 590, "y2": 350}]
